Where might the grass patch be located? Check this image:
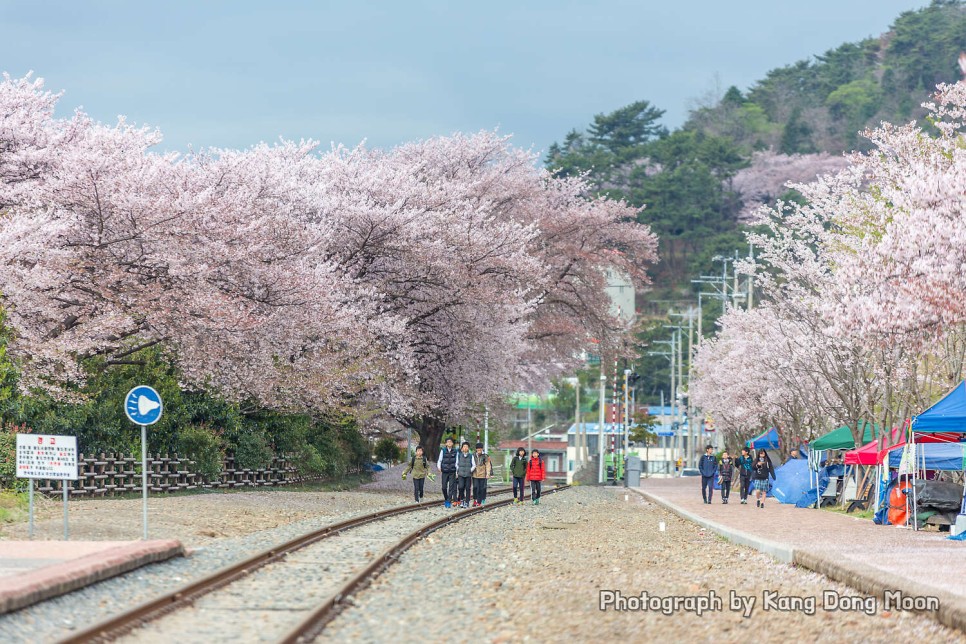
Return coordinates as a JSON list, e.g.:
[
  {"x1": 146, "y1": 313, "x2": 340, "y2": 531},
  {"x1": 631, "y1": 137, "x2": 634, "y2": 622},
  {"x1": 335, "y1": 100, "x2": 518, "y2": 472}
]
[
  {"x1": 0, "y1": 490, "x2": 29, "y2": 523},
  {"x1": 821, "y1": 503, "x2": 874, "y2": 520}
]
